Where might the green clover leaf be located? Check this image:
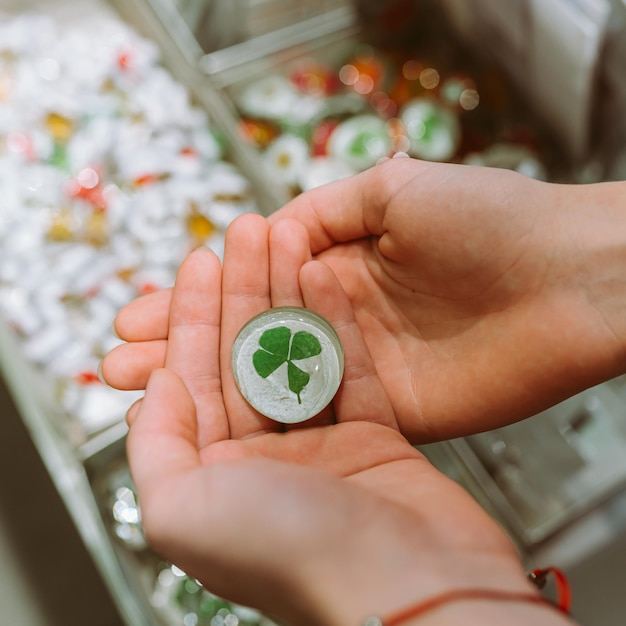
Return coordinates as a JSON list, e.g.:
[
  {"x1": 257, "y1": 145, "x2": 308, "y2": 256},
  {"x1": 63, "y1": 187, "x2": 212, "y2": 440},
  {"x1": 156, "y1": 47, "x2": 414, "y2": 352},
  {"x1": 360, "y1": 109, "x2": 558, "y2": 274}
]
[
  {"x1": 287, "y1": 361, "x2": 310, "y2": 403},
  {"x1": 290, "y1": 330, "x2": 322, "y2": 360},
  {"x1": 253, "y1": 326, "x2": 322, "y2": 404}
]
